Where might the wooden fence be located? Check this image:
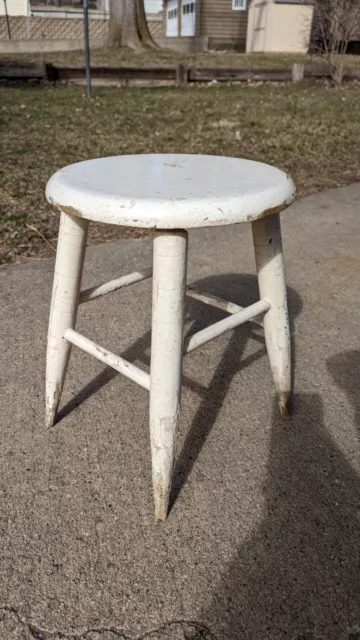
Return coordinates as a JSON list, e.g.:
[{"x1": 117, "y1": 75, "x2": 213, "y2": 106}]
[{"x1": 1, "y1": 61, "x2": 360, "y2": 85}]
